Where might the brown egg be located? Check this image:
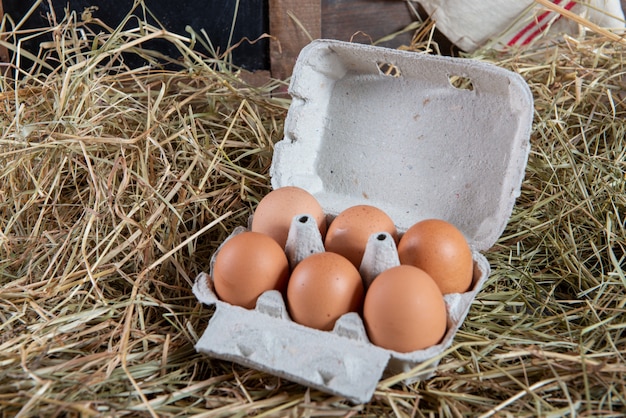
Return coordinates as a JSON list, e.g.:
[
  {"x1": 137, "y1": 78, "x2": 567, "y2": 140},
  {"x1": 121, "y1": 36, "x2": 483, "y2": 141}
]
[
  {"x1": 363, "y1": 265, "x2": 447, "y2": 352},
  {"x1": 397, "y1": 219, "x2": 474, "y2": 294},
  {"x1": 212, "y1": 231, "x2": 290, "y2": 309},
  {"x1": 251, "y1": 186, "x2": 327, "y2": 248},
  {"x1": 324, "y1": 205, "x2": 398, "y2": 268},
  {"x1": 287, "y1": 252, "x2": 364, "y2": 331}
]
